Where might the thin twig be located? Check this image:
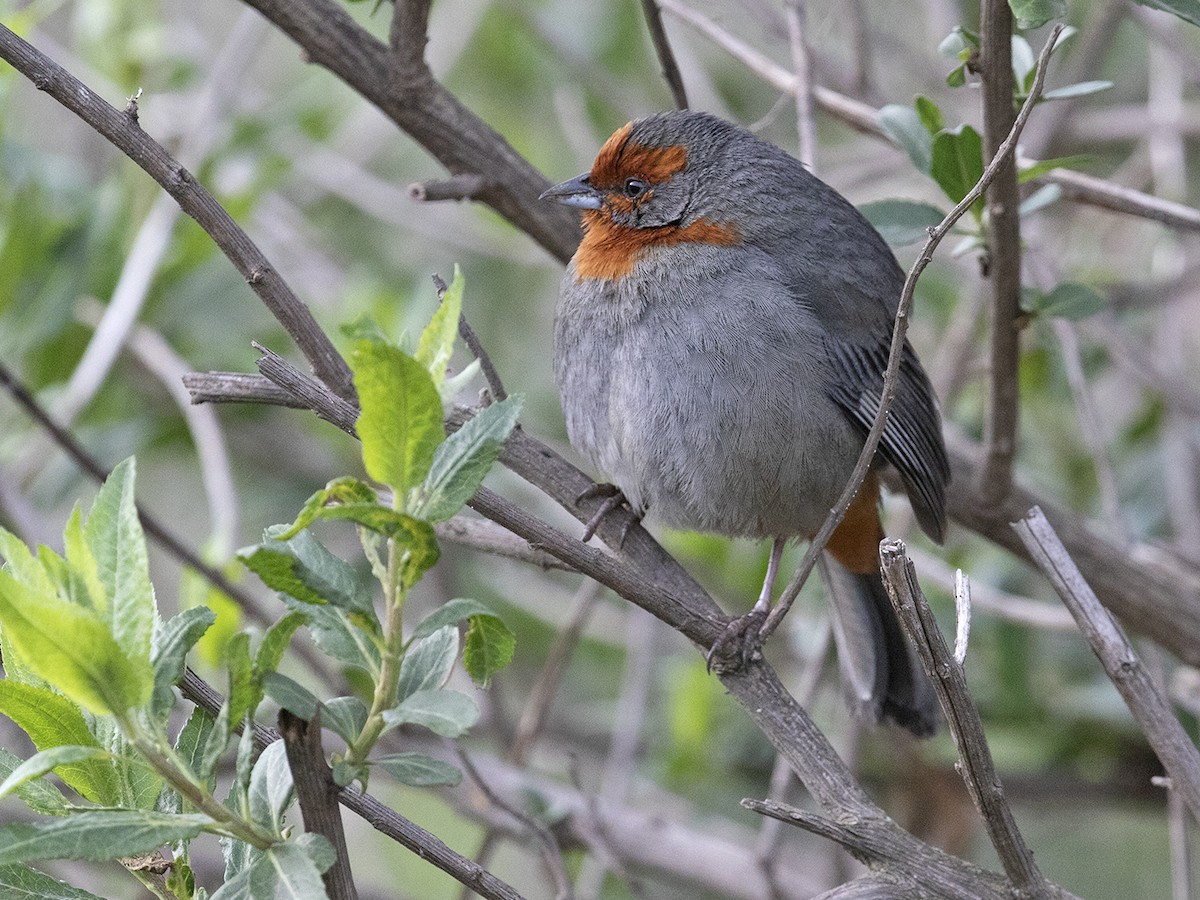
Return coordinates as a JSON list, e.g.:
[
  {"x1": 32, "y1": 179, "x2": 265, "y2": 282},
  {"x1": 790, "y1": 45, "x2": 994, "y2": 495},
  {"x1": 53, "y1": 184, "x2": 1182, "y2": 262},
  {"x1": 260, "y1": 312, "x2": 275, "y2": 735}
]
[
  {"x1": 639, "y1": 0, "x2": 689, "y2": 109},
  {"x1": 953, "y1": 569, "x2": 972, "y2": 666},
  {"x1": 1012, "y1": 507, "x2": 1200, "y2": 823},
  {"x1": 879, "y1": 540, "x2": 1050, "y2": 895},
  {"x1": 783, "y1": 0, "x2": 816, "y2": 169},
  {"x1": 409, "y1": 174, "x2": 488, "y2": 202},
  {"x1": 253, "y1": 343, "x2": 360, "y2": 436},
  {"x1": 758, "y1": 25, "x2": 1065, "y2": 644},
  {"x1": 0, "y1": 23, "x2": 355, "y2": 399},
  {"x1": 456, "y1": 747, "x2": 575, "y2": 900}
]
